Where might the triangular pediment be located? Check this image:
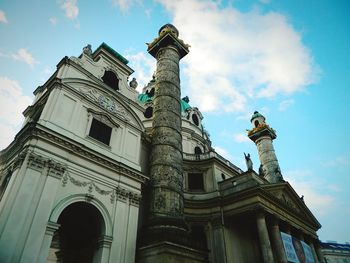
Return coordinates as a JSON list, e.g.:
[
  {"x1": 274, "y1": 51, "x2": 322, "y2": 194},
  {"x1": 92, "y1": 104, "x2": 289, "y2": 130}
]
[{"x1": 261, "y1": 182, "x2": 321, "y2": 229}]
